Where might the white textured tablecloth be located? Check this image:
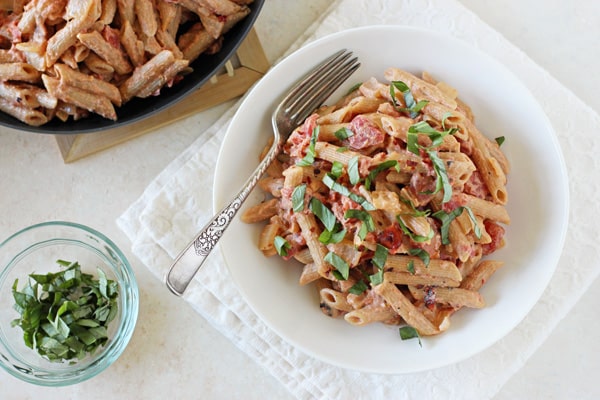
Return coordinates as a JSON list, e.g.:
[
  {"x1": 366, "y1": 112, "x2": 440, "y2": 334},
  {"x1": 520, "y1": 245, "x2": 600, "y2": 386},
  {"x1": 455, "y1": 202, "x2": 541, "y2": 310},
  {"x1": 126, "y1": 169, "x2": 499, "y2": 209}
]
[{"x1": 117, "y1": 0, "x2": 600, "y2": 398}]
